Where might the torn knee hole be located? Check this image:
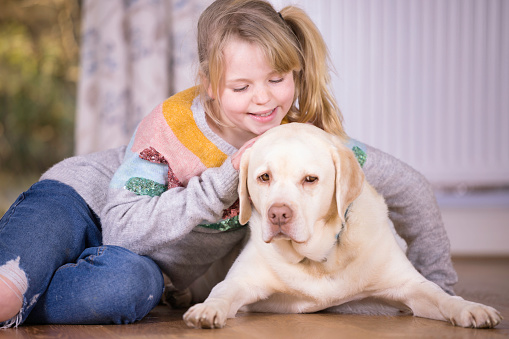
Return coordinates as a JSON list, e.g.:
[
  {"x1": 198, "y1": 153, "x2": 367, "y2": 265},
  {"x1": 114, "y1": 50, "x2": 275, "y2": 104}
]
[{"x1": 0, "y1": 257, "x2": 28, "y2": 302}]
